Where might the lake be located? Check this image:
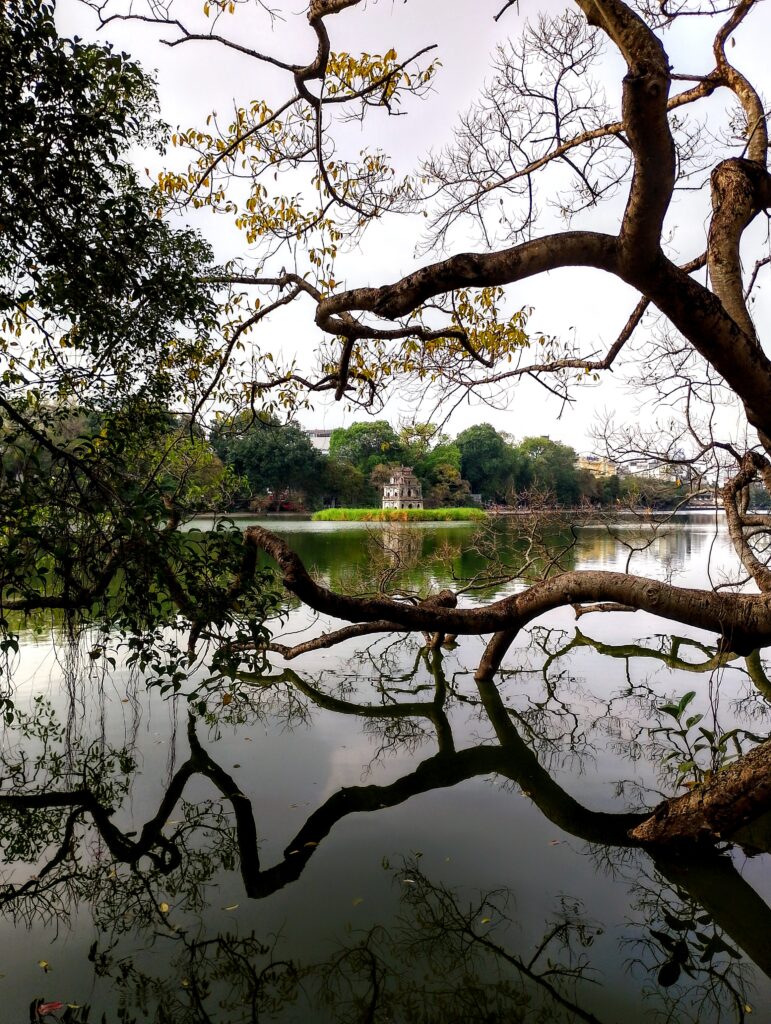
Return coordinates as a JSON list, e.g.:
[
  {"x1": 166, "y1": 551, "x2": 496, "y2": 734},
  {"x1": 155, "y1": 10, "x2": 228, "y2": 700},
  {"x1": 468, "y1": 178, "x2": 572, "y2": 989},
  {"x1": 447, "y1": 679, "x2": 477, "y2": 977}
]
[{"x1": 2, "y1": 513, "x2": 770, "y2": 1023}]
